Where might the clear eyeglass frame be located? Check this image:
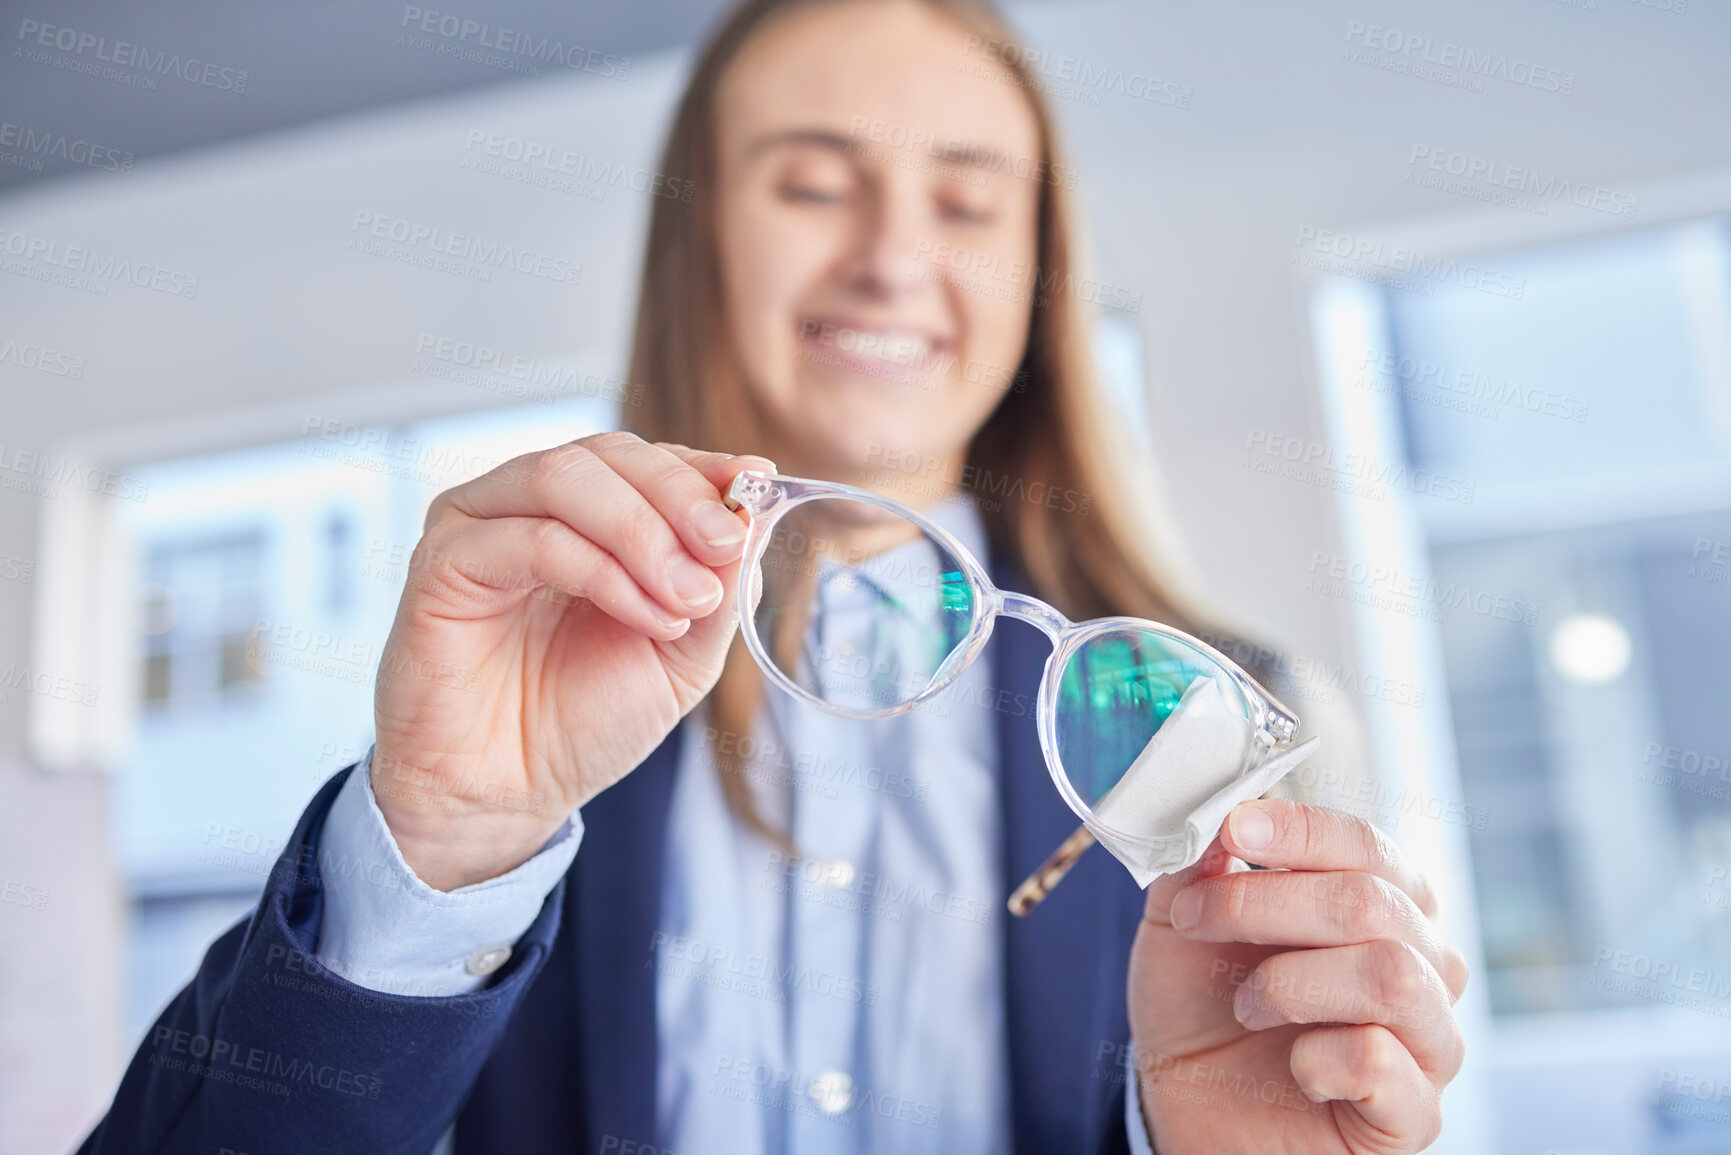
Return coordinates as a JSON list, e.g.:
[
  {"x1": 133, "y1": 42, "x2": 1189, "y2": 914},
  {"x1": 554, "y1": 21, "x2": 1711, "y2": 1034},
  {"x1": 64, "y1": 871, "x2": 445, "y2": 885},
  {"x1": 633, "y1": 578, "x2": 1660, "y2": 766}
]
[{"x1": 722, "y1": 470, "x2": 1301, "y2": 914}]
